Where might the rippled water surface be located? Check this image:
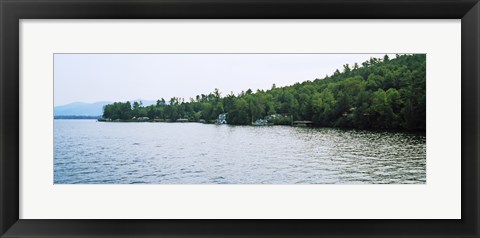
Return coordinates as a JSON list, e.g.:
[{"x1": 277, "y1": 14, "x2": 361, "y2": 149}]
[{"x1": 54, "y1": 120, "x2": 426, "y2": 184}]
